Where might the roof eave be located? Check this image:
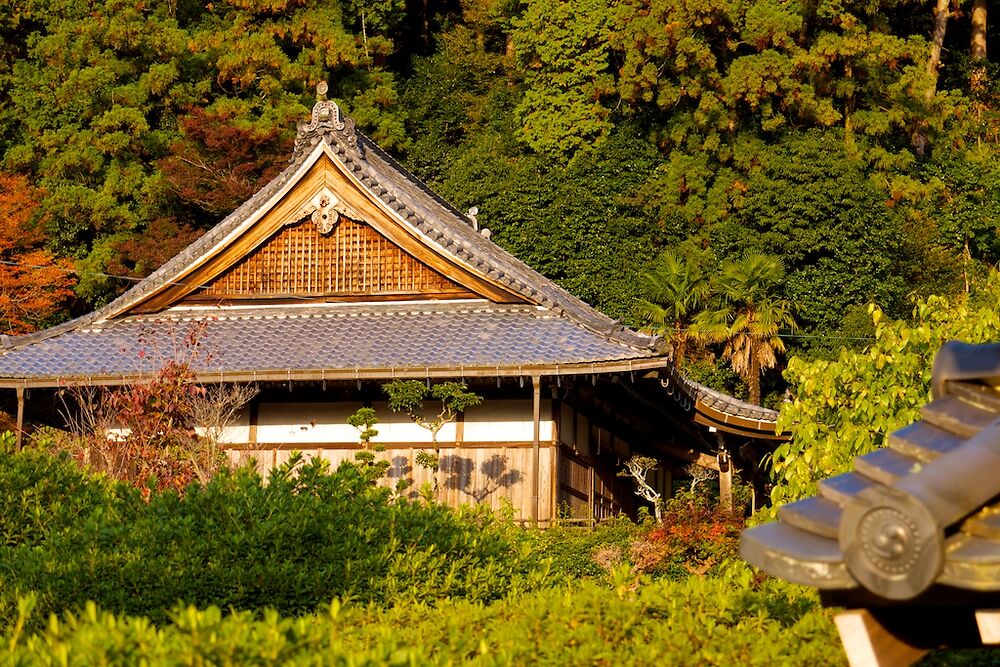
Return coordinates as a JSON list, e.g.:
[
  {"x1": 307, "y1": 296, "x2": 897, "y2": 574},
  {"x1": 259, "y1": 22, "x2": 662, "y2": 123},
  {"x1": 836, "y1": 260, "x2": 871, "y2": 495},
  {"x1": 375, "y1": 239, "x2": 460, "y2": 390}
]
[{"x1": 0, "y1": 356, "x2": 669, "y2": 389}]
